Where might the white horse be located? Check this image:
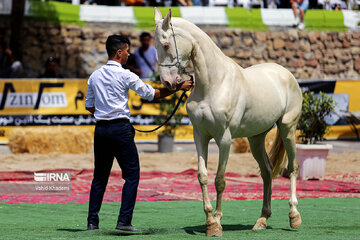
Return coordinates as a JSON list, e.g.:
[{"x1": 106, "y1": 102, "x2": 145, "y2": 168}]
[{"x1": 154, "y1": 8, "x2": 303, "y2": 236}]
